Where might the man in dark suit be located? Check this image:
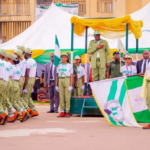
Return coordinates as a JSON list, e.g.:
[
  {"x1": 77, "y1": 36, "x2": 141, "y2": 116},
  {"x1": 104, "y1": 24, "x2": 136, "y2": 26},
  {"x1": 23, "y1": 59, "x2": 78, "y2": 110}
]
[
  {"x1": 44, "y1": 54, "x2": 59, "y2": 113},
  {"x1": 136, "y1": 50, "x2": 150, "y2": 75}
]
